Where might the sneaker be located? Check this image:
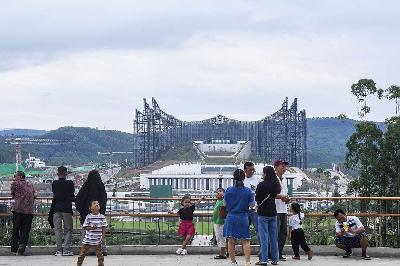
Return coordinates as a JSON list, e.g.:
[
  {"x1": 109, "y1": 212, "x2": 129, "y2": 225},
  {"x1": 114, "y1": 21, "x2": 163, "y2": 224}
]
[
  {"x1": 214, "y1": 255, "x2": 227, "y2": 259},
  {"x1": 362, "y1": 255, "x2": 371, "y2": 260},
  {"x1": 292, "y1": 256, "x2": 300, "y2": 260},
  {"x1": 175, "y1": 248, "x2": 183, "y2": 255},
  {"x1": 271, "y1": 262, "x2": 278, "y2": 265},
  {"x1": 62, "y1": 251, "x2": 73, "y2": 256},
  {"x1": 16, "y1": 245, "x2": 25, "y2": 256},
  {"x1": 231, "y1": 261, "x2": 238, "y2": 265},
  {"x1": 180, "y1": 249, "x2": 187, "y2": 255},
  {"x1": 279, "y1": 256, "x2": 286, "y2": 261},
  {"x1": 307, "y1": 250, "x2": 313, "y2": 260},
  {"x1": 255, "y1": 262, "x2": 268, "y2": 266},
  {"x1": 343, "y1": 250, "x2": 352, "y2": 258},
  {"x1": 54, "y1": 251, "x2": 63, "y2": 256}
]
